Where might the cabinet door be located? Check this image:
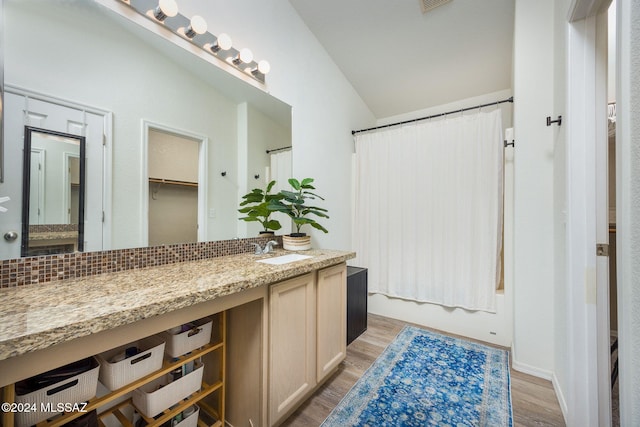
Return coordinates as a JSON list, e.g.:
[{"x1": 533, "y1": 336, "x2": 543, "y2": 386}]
[
  {"x1": 316, "y1": 263, "x2": 347, "y2": 382},
  {"x1": 269, "y1": 273, "x2": 316, "y2": 424}
]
